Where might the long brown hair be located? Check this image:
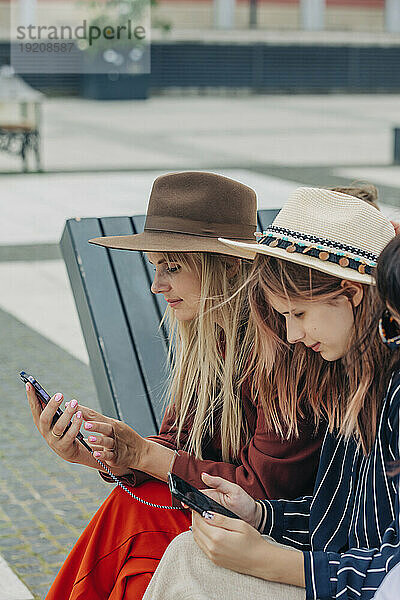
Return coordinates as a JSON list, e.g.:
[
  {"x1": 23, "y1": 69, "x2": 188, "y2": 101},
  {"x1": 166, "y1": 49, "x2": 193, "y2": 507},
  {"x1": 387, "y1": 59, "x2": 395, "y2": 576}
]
[{"x1": 247, "y1": 256, "x2": 398, "y2": 454}]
